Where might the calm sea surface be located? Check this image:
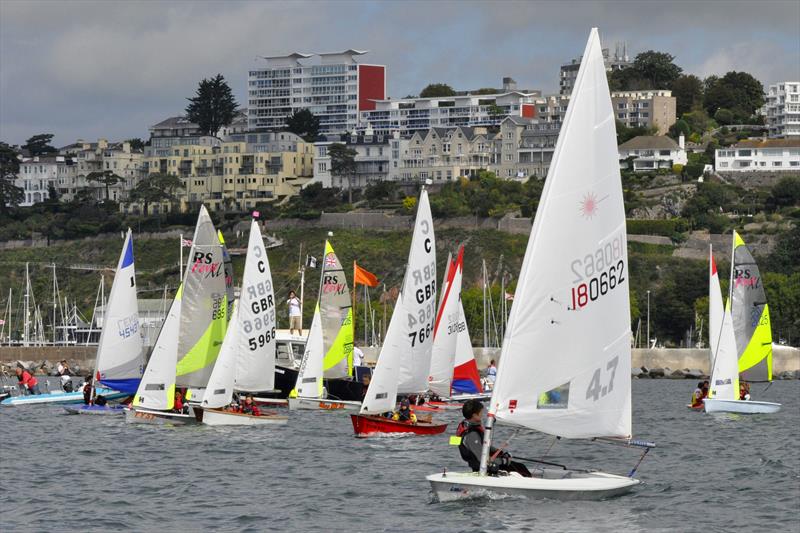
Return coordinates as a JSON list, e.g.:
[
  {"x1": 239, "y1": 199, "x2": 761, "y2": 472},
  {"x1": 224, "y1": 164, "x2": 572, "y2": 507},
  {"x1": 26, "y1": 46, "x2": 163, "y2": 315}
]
[{"x1": 1, "y1": 380, "x2": 798, "y2": 532}]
